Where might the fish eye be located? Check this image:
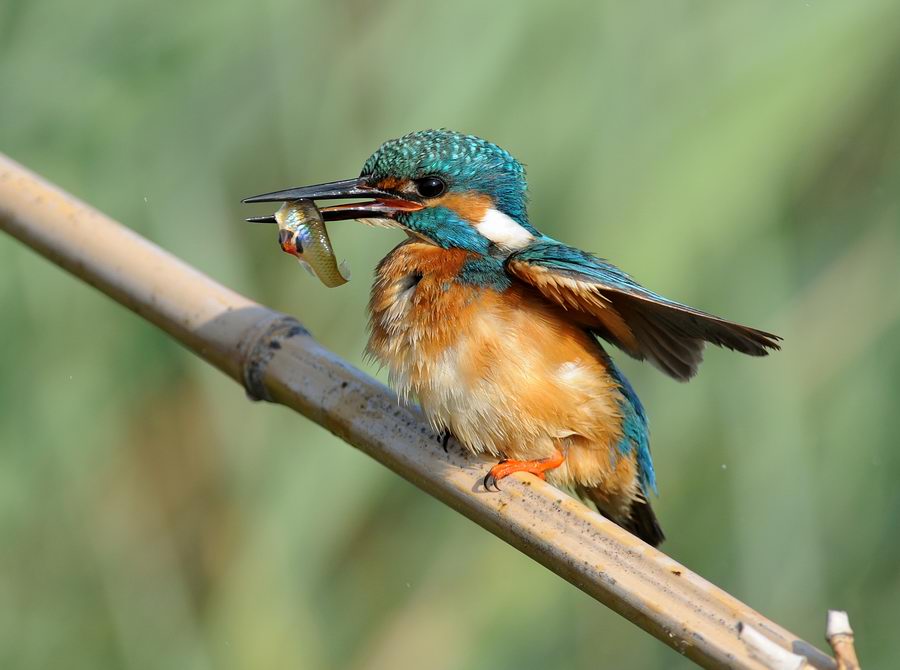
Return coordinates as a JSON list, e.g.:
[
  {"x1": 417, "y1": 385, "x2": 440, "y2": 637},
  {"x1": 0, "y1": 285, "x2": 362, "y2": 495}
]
[{"x1": 414, "y1": 176, "x2": 446, "y2": 199}]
